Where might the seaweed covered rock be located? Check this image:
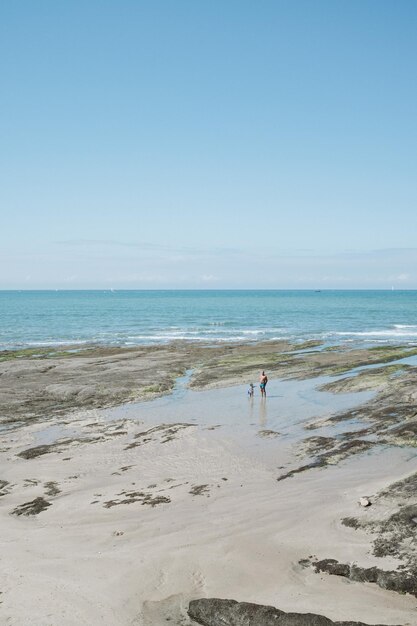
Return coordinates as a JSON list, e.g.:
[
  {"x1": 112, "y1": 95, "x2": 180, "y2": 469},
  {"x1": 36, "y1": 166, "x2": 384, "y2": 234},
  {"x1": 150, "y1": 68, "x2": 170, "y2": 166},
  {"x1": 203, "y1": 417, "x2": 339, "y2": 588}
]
[{"x1": 187, "y1": 598, "x2": 400, "y2": 626}]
